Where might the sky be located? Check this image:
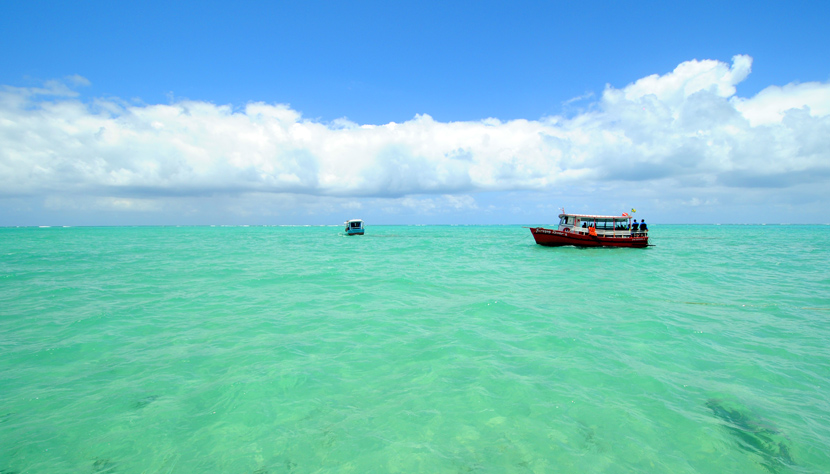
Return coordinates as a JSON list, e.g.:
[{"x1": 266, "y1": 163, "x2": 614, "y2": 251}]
[{"x1": 1, "y1": 0, "x2": 829, "y2": 225}]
